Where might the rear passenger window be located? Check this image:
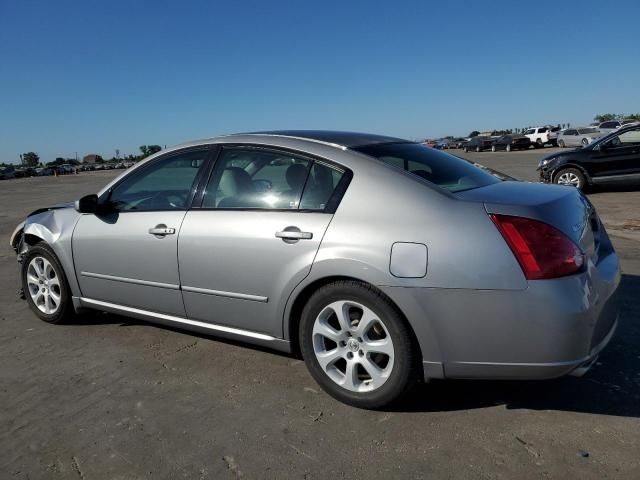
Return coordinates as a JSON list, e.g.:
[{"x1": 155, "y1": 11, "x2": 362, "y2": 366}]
[
  {"x1": 203, "y1": 149, "x2": 311, "y2": 209},
  {"x1": 202, "y1": 148, "x2": 346, "y2": 211},
  {"x1": 299, "y1": 163, "x2": 346, "y2": 210}
]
